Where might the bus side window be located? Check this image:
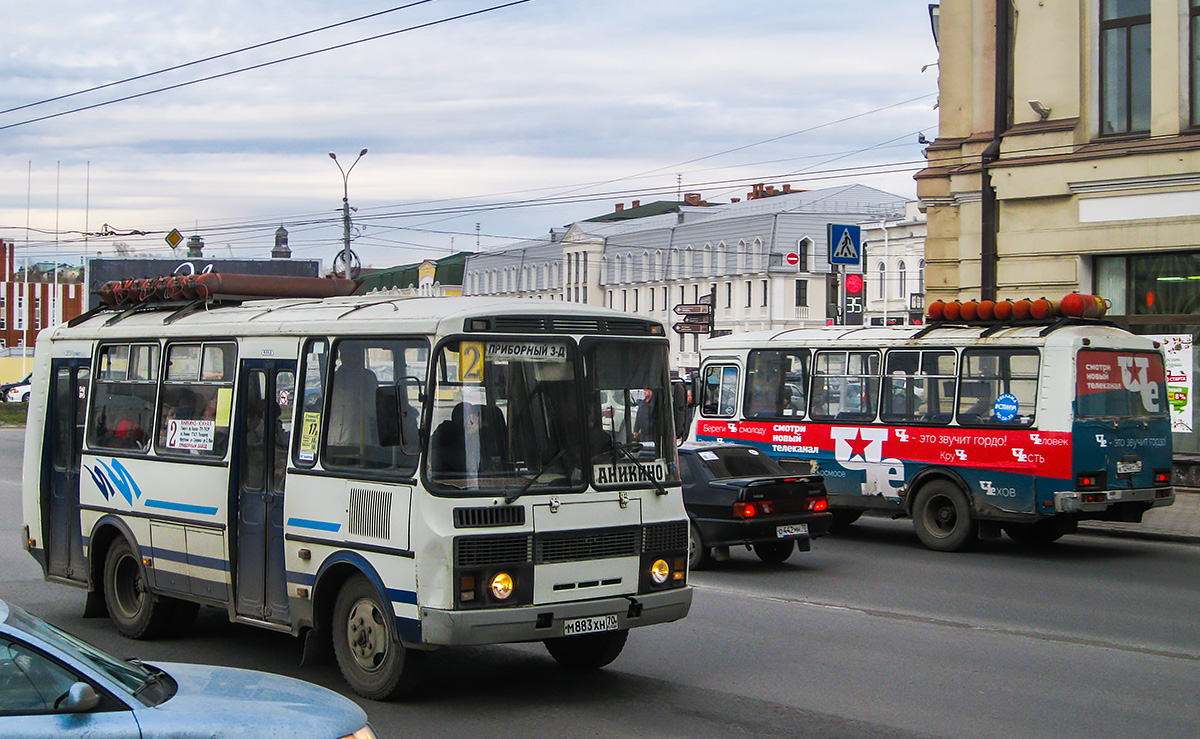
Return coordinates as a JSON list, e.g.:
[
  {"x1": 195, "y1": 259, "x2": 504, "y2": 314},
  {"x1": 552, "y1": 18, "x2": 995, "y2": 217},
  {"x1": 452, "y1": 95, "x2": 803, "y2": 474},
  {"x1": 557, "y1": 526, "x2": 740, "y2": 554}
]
[
  {"x1": 156, "y1": 342, "x2": 236, "y2": 458},
  {"x1": 294, "y1": 339, "x2": 328, "y2": 468},
  {"x1": 958, "y1": 349, "x2": 1039, "y2": 426},
  {"x1": 88, "y1": 342, "x2": 158, "y2": 453},
  {"x1": 745, "y1": 349, "x2": 807, "y2": 419},
  {"x1": 701, "y1": 364, "x2": 738, "y2": 418}
]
